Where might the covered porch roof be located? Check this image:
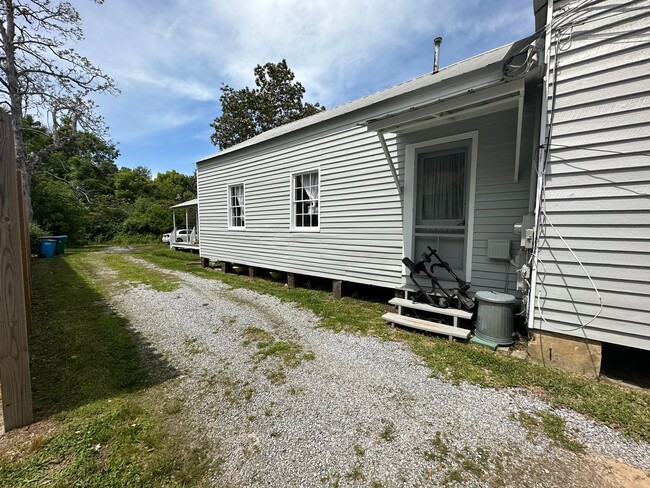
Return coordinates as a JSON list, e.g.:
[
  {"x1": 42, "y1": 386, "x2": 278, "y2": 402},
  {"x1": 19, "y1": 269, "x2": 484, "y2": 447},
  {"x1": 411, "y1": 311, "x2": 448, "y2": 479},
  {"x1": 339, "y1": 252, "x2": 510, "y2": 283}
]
[{"x1": 170, "y1": 198, "x2": 198, "y2": 209}]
